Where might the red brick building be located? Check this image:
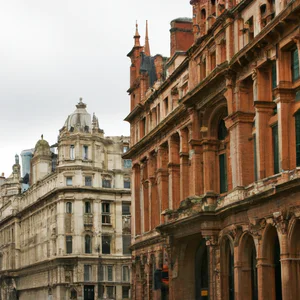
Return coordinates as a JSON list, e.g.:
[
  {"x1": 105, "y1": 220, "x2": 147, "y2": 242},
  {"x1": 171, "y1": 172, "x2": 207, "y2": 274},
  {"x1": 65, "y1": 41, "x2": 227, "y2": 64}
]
[{"x1": 124, "y1": 0, "x2": 300, "y2": 299}]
